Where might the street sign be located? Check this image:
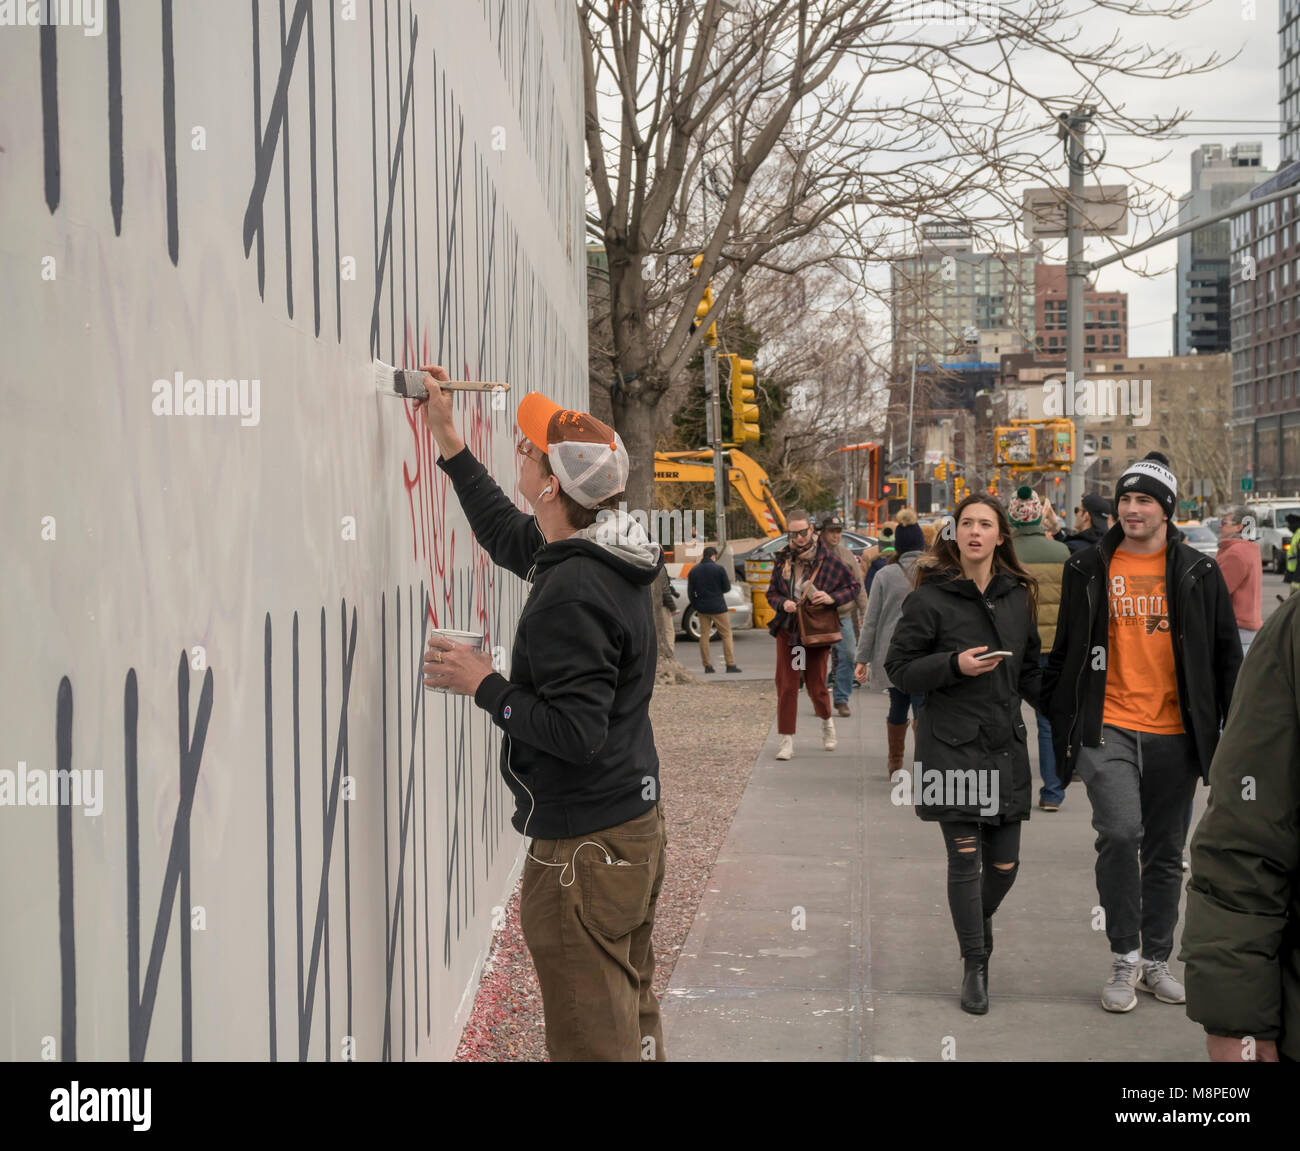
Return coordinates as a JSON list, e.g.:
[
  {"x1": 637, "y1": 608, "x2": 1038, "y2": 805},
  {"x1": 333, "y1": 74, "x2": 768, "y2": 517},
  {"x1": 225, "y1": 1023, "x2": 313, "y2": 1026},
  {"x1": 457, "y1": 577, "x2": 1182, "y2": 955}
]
[
  {"x1": 1242, "y1": 476, "x2": 1254, "y2": 491},
  {"x1": 1021, "y1": 185, "x2": 1129, "y2": 238}
]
